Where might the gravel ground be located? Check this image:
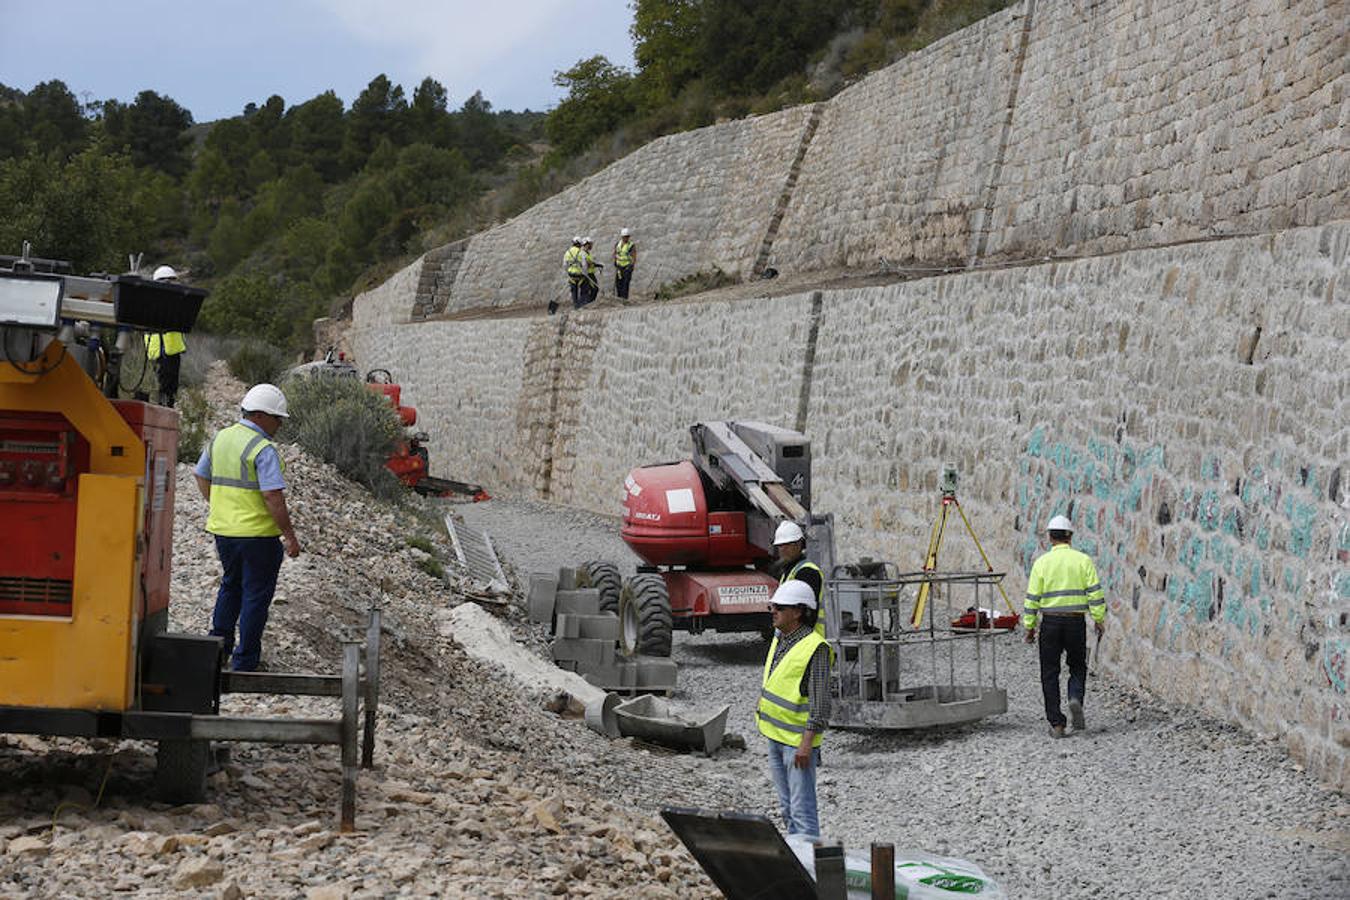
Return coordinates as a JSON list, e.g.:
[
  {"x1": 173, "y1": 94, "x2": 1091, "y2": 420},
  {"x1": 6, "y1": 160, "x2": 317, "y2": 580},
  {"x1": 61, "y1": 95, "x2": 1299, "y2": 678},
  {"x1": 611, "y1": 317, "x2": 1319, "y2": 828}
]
[{"x1": 455, "y1": 496, "x2": 1350, "y2": 900}]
